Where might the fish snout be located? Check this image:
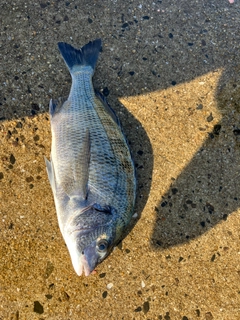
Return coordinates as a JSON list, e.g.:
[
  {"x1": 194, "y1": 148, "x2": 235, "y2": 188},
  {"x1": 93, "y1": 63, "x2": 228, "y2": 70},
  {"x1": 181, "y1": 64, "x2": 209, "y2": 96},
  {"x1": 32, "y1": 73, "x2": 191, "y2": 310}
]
[
  {"x1": 69, "y1": 243, "x2": 98, "y2": 276},
  {"x1": 65, "y1": 238, "x2": 92, "y2": 276},
  {"x1": 75, "y1": 254, "x2": 92, "y2": 276}
]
